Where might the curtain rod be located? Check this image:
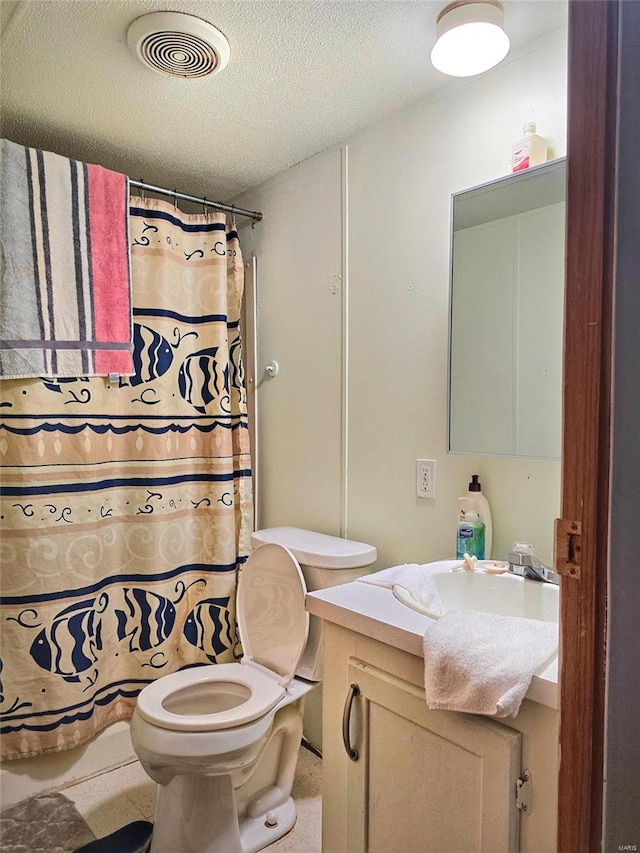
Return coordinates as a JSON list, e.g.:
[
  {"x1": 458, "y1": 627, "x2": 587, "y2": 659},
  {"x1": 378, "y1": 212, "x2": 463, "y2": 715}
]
[{"x1": 128, "y1": 179, "x2": 263, "y2": 223}]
